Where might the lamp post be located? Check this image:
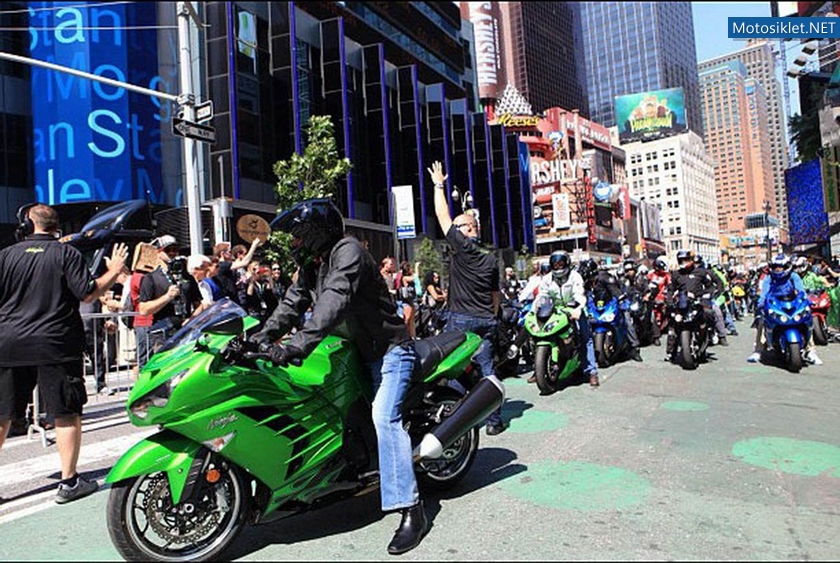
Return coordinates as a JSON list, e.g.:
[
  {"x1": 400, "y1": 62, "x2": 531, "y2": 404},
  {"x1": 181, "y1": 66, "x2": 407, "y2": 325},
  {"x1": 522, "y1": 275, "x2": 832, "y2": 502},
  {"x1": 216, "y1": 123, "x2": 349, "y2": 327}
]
[{"x1": 763, "y1": 200, "x2": 772, "y2": 262}]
